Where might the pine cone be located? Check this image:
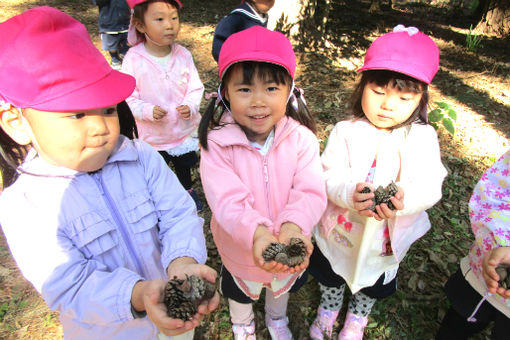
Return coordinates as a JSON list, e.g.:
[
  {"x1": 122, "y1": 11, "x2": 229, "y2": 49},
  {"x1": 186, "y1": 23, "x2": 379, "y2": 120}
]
[
  {"x1": 360, "y1": 186, "x2": 372, "y2": 194},
  {"x1": 496, "y1": 266, "x2": 510, "y2": 289},
  {"x1": 262, "y1": 242, "x2": 286, "y2": 262},
  {"x1": 284, "y1": 238, "x2": 306, "y2": 266},
  {"x1": 163, "y1": 275, "x2": 217, "y2": 320}
]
